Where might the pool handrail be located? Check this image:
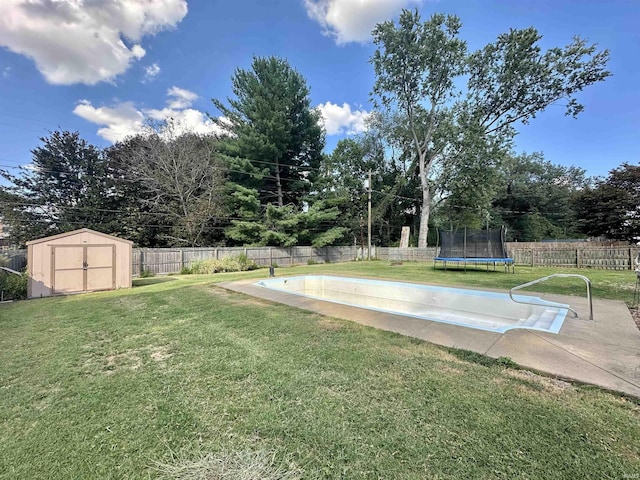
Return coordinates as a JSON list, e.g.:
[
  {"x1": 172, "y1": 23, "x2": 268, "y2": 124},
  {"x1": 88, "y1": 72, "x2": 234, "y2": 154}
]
[{"x1": 509, "y1": 274, "x2": 593, "y2": 321}]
